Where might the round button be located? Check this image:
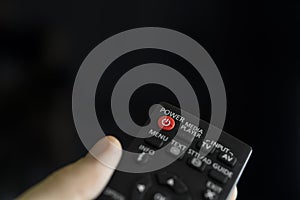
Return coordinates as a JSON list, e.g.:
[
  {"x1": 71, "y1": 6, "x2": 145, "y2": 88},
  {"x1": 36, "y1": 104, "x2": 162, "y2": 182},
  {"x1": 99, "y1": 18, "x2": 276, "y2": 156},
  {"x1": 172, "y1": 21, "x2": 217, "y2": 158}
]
[{"x1": 158, "y1": 116, "x2": 175, "y2": 131}]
